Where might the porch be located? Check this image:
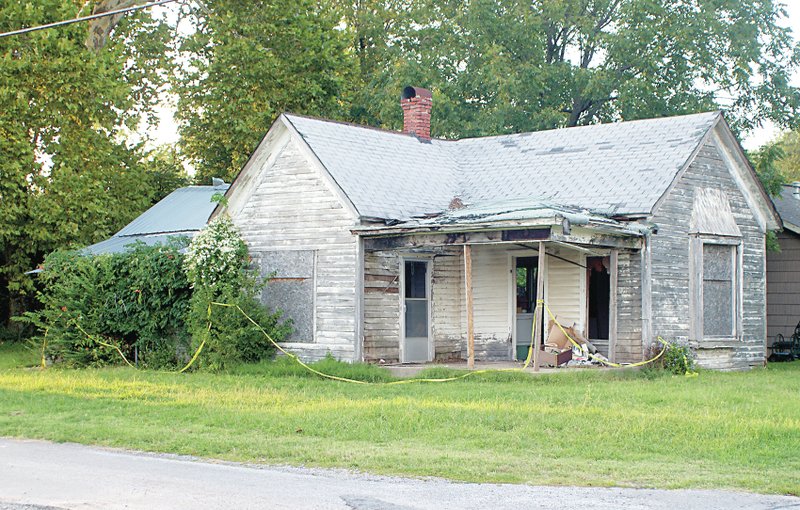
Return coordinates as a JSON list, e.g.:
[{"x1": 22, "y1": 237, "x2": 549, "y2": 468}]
[{"x1": 356, "y1": 202, "x2": 650, "y2": 367}]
